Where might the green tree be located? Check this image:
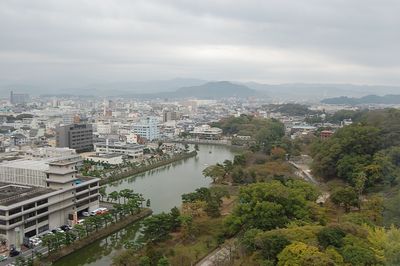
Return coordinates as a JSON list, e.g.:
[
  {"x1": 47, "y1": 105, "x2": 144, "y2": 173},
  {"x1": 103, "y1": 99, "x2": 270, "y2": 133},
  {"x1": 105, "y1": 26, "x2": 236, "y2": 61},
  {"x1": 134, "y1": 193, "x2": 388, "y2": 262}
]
[
  {"x1": 331, "y1": 187, "x2": 359, "y2": 212},
  {"x1": 138, "y1": 256, "x2": 151, "y2": 266},
  {"x1": 277, "y1": 242, "x2": 334, "y2": 266},
  {"x1": 74, "y1": 224, "x2": 86, "y2": 239},
  {"x1": 99, "y1": 186, "x2": 107, "y2": 201},
  {"x1": 141, "y1": 213, "x2": 174, "y2": 243},
  {"x1": 317, "y1": 226, "x2": 346, "y2": 248},
  {"x1": 202, "y1": 164, "x2": 225, "y2": 183},
  {"x1": 233, "y1": 154, "x2": 246, "y2": 166},
  {"x1": 257, "y1": 234, "x2": 291, "y2": 262},
  {"x1": 108, "y1": 191, "x2": 121, "y2": 204},
  {"x1": 240, "y1": 229, "x2": 263, "y2": 252},
  {"x1": 205, "y1": 198, "x2": 221, "y2": 218},
  {"x1": 226, "y1": 181, "x2": 315, "y2": 231},
  {"x1": 170, "y1": 207, "x2": 181, "y2": 230},
  {"x1": 157, "y1": 257, "x2": 170, "y2": 266}
]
